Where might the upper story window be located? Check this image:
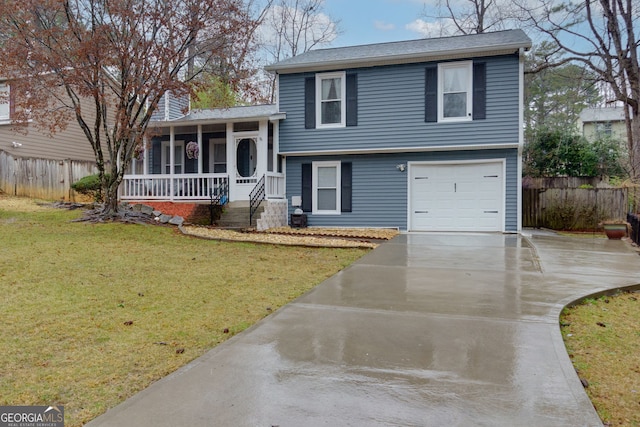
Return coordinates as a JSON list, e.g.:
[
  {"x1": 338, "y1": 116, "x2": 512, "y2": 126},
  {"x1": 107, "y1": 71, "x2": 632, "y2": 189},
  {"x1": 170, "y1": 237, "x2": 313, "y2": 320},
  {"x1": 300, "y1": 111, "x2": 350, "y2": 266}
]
[
  {"x1": 425, "y1": 60, "x2": 485, "y2": 123},
  {"x1": 438, "y1": 61, "x2": 472, "y2": 122},
  {"x1": 0, "y1": 83, "x2": 10, "y2": 123},
  {"x1": 316, "y1": 72, "x2": 346, "y2": 128}
]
